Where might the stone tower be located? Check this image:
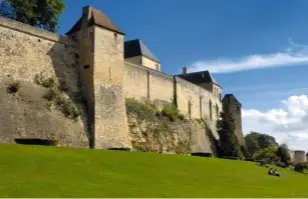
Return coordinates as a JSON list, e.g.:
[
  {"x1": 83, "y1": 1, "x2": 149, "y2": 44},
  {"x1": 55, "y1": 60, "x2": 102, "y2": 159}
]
[
  {"x1": 222, "y1": 94, "x2": 245, "y2": 147},
  {"x1": 66, "y1": 6, "x2": 132, "y2": 149}
]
